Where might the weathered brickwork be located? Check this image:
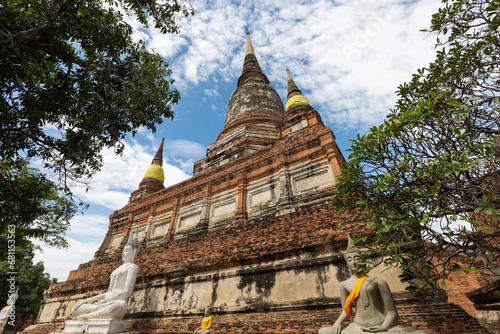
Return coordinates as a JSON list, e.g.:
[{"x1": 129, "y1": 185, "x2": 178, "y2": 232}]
[
  {"x1": 443, "y1": 266, "x2": 491, "y2": 315},
  {"x1": 50, "y1": 201, "x2": 347, "y2": 297},
  {"x1": 123, "y1": 303, "x2": 486, "y2": 334},
  {"x1": 467, "y1": 279, "x2": 500, "y2": 333},
  {"x1": 19, "y1": 322, "x2": 64, "y2": 334}
]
